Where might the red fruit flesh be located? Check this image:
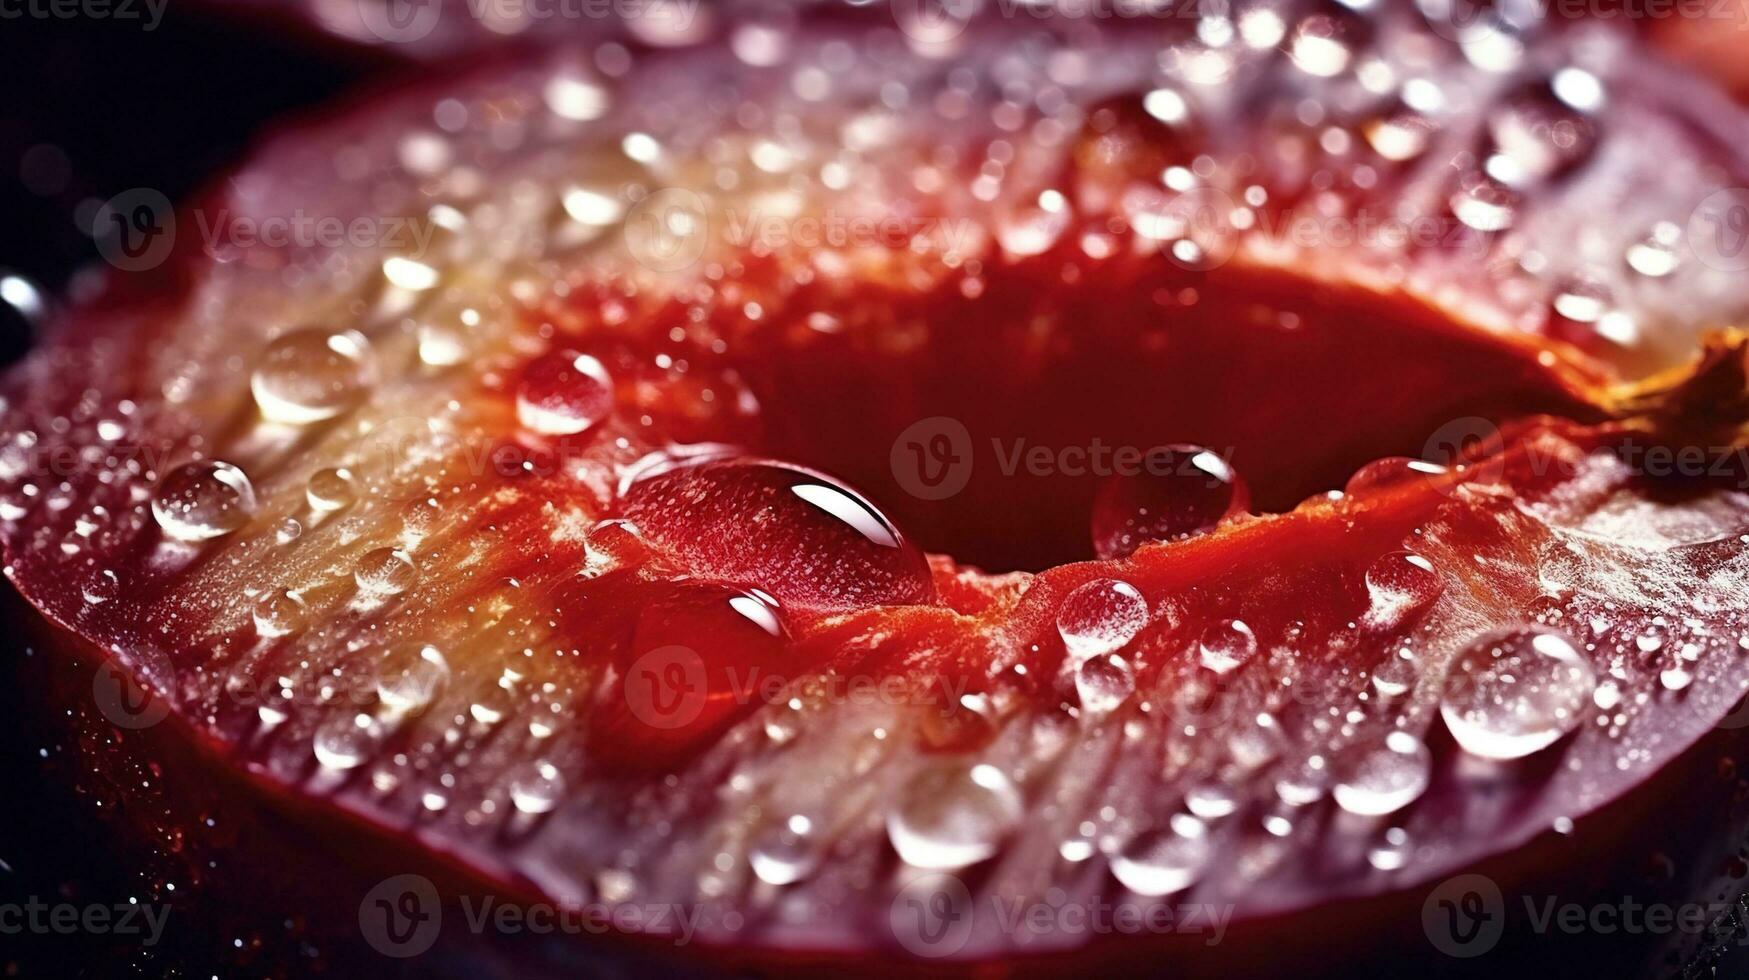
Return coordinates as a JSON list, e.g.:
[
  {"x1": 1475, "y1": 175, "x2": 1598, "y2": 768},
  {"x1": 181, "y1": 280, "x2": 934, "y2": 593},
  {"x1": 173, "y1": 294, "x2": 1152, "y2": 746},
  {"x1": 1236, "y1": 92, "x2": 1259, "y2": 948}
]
[{"x1": 13, "y1": 4, "x2": 1749, "y2": 976}]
